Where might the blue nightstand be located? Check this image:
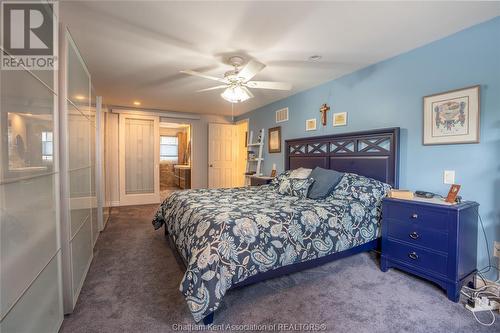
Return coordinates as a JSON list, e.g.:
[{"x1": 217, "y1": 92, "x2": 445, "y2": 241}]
[{"x1": 380, "y1": 197, "x2": 479, "y2": 302}]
